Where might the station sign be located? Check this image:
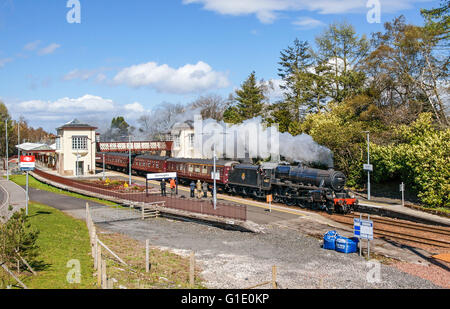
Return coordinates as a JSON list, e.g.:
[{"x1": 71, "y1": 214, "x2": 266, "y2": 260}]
[
  {"x1": 211, "y1": 172, "x2": 220, "y2": 180},
  {"x1": 147, "y1": 172, "x2": 177, "y2": 180},
  {"x1": 363, "y1": 164, "x2": 373, "y2": 172},
  {"x1": 19, "y1": 156, "x2": 36, "y2": 171},
  {"x1": 354, "y1": 218, "x2": 373, "y2": 240}
]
